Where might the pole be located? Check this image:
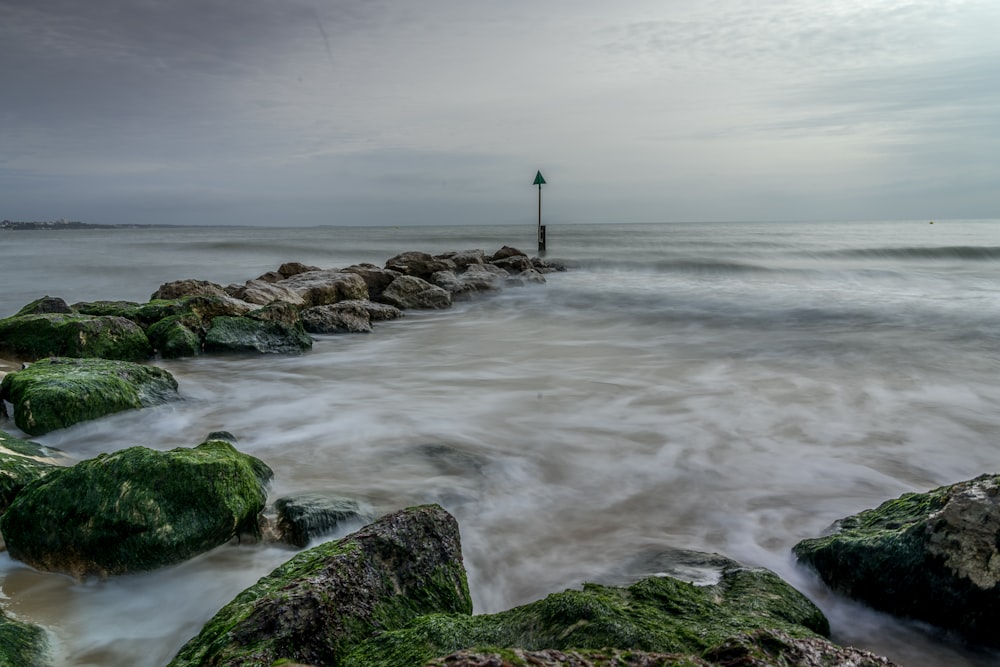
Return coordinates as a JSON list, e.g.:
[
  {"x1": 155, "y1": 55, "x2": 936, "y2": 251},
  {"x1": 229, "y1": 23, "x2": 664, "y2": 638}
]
[{"x1": 533, "y1": 170, "x2": 547, "y2": 253}]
